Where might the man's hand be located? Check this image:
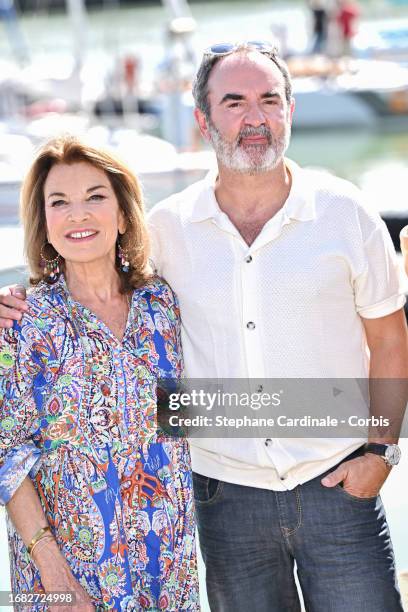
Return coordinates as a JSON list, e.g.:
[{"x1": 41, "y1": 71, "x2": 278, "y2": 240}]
[
  {"x1": 321, "y1": 453, "x2": 391, "y2": 498},
  {"x1": 33, "y1": 538, "x2": 94, "y2": 612},
  {"x1": 0, "y1": 285, "x2": 28, "y2": 328}
]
